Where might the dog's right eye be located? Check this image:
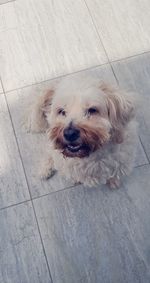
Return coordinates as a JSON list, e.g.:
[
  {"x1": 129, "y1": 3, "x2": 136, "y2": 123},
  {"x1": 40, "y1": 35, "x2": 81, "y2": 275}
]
[
  {"x1": 57, "y1": 108, "x2": 66, "y2": 116},
  {"x1": 87, "y1": 107, "x2": 99, "y2": 115}
]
